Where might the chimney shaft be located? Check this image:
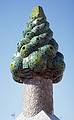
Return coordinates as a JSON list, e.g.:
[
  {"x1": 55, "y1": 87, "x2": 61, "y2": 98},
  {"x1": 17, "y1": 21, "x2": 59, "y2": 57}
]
[{"x1": 23, "y1": 76, "x2": 53, "y2": 117}]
